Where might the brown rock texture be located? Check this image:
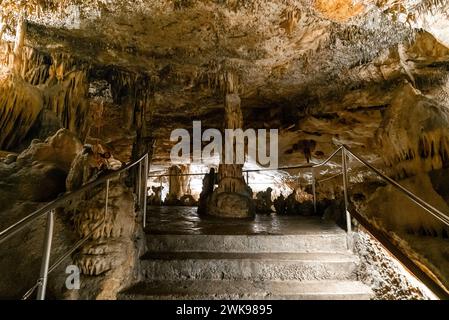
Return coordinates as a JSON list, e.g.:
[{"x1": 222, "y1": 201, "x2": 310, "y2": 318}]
[{"x1": 0, "y1": 0, "x2": 449, "y2": 298}]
